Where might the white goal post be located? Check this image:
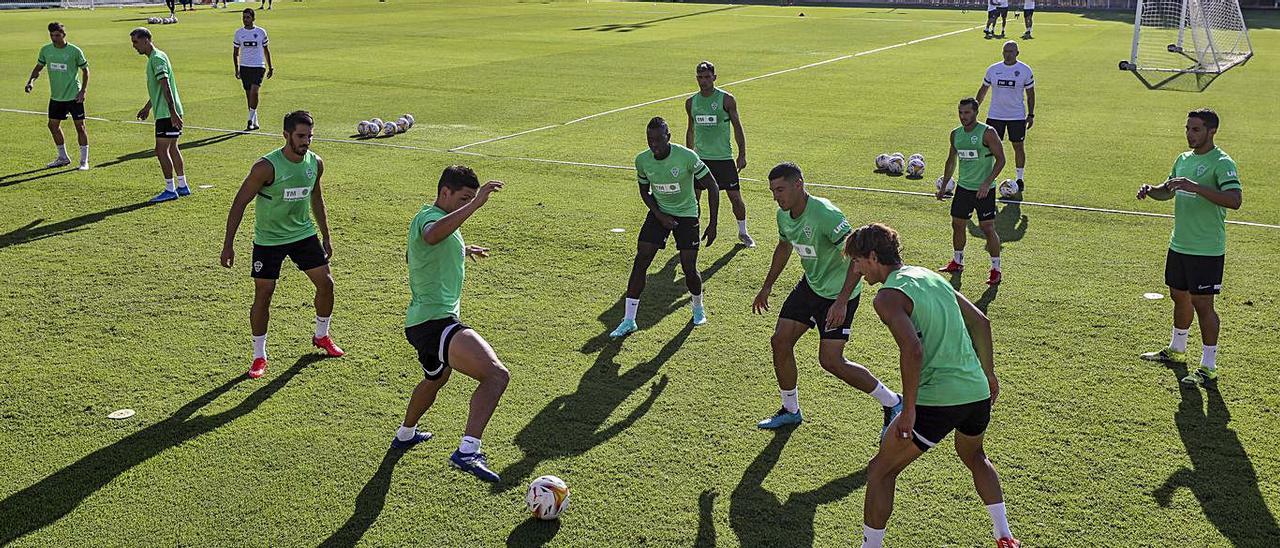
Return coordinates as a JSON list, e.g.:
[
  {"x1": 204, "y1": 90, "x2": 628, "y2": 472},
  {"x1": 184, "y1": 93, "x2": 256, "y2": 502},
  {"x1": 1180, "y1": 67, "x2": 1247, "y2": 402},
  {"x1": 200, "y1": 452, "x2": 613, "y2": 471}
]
[{"x1": 1121, "y1": 0, "x2": 1253, "y2": 74}]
